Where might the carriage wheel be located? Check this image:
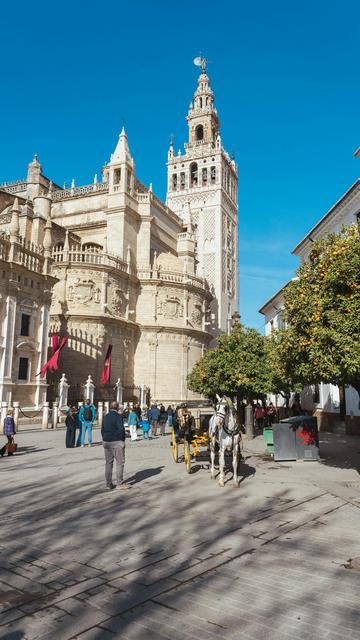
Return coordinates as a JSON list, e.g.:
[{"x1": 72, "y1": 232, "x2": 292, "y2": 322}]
[
  {"x1": 172, "y1": 429, "x2": 178, "y2": 463},
  {"x1": 184, "y1": 440, "x2": 191, "y2": 474}
]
